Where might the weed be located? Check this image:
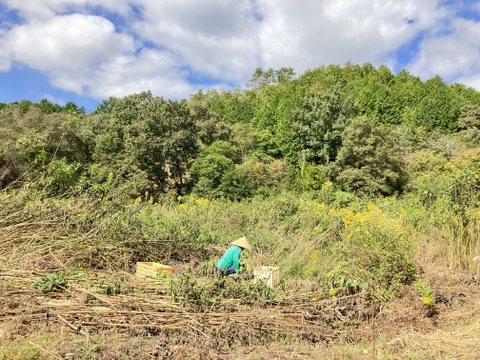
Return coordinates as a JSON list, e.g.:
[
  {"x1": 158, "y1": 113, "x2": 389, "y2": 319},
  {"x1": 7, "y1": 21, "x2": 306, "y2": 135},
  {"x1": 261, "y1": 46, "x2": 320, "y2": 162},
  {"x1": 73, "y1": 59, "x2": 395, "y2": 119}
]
[
  {"x1": 414, "y1": 279, "x2": 435, "y2": 305},
  {"x1": 33, "y1": 272, "x2": 68, "y2": 293}
]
